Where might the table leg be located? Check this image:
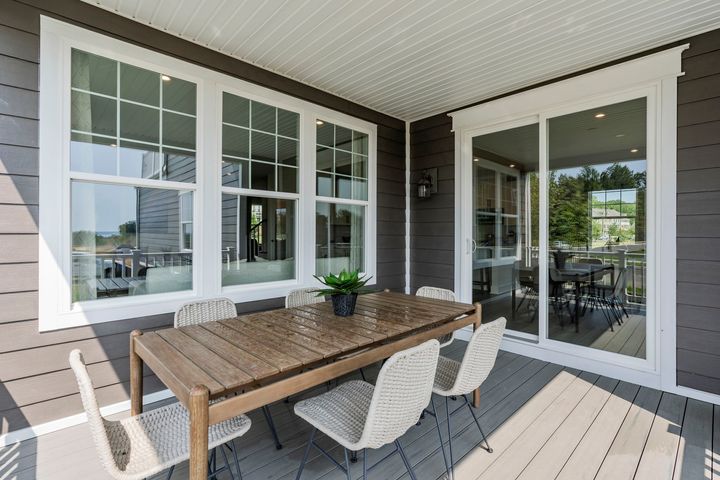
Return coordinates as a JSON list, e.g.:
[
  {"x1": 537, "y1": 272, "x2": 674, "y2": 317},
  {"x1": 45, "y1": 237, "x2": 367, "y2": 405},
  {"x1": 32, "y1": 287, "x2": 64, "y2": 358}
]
[
  {"x1": 472, "y1": 303, "x2": 482, "y2": 408},
  {"x1": 129, "y1": 330, "x2": 143, "y2": 416},
  {"x1": 189, "y1": 385, "x2": 209, "y2": 480},
  {"x1": 574, "y1": 282, "x2": 581, "y2": 333}
]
